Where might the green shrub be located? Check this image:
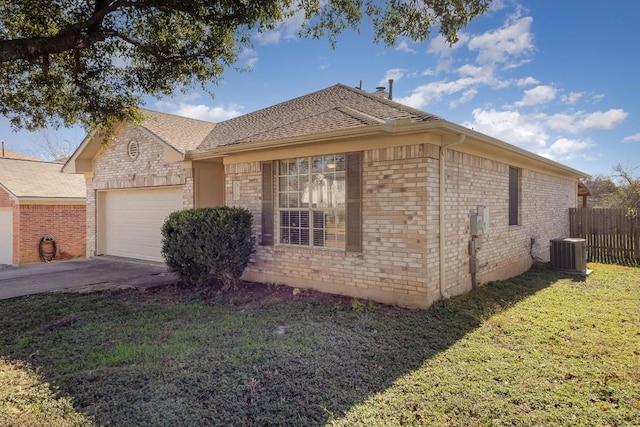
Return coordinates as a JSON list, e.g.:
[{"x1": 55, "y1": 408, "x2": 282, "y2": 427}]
[{"x1": 161, "y1": 207, "x2": 256, "y2": 289}]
